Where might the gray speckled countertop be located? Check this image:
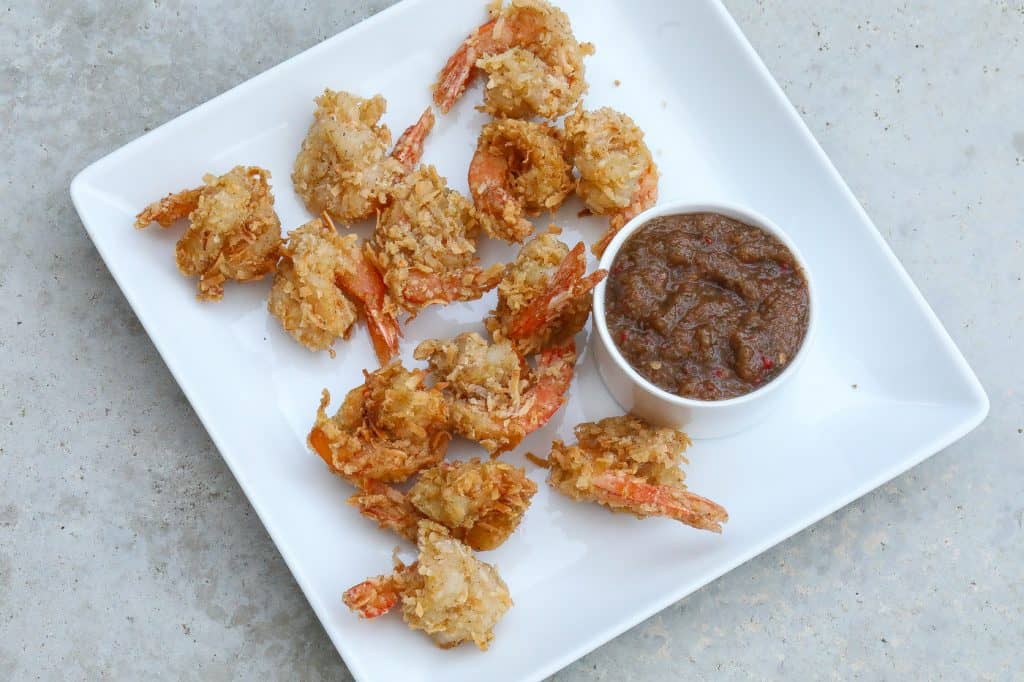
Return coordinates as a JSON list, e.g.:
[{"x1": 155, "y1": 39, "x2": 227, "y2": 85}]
[{"x1": 1, "y1": 1, "x2": 1021, "y2": 679}]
